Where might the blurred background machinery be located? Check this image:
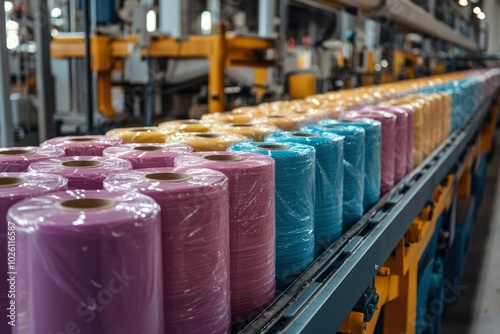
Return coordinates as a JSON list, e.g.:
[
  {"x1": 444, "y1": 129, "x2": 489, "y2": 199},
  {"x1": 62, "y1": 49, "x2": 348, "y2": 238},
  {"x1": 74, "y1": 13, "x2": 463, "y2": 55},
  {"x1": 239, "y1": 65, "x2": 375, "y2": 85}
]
[{"x1": 0, "y1": 0, "x2": 497, "y2": 144}]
